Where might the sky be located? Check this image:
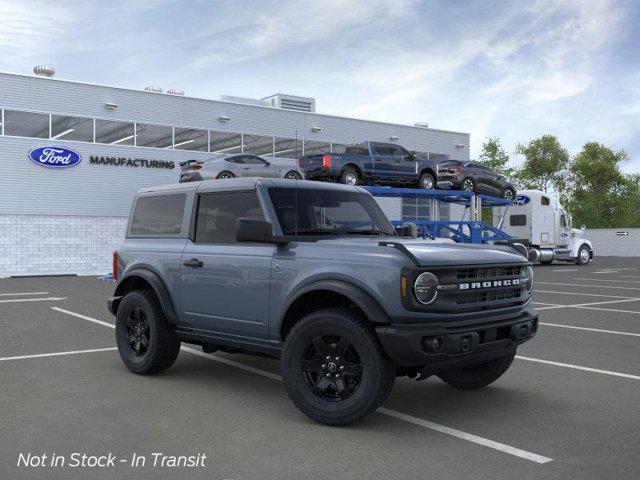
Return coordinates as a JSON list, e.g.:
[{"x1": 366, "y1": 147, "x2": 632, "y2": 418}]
[{"x1": 1, "y1": 0, "x2": 639, "y2": 171}]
